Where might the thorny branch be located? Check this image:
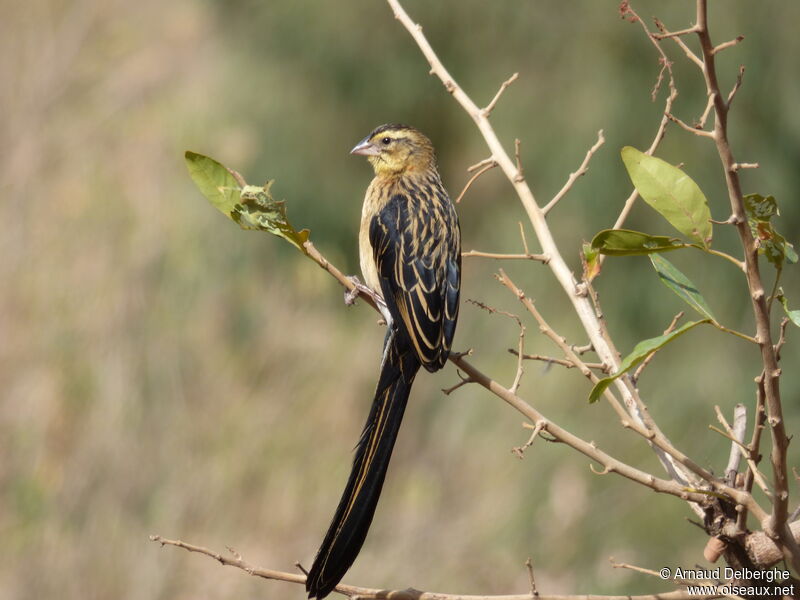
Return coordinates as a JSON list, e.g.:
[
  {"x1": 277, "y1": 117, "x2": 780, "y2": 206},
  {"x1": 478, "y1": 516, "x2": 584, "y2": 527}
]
[
  {"x1": 466, "y1": 298, "x2": 526, "y2": 393},
  {"x1": 659, "y1": 0, "x2": 797, "y2": 570},
  {"x1": 542, "y1": 130, "x2": 605, "y2": 215},
  {"x1": 151, "y1": 534, "x2": 723, "y2": 600}
]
